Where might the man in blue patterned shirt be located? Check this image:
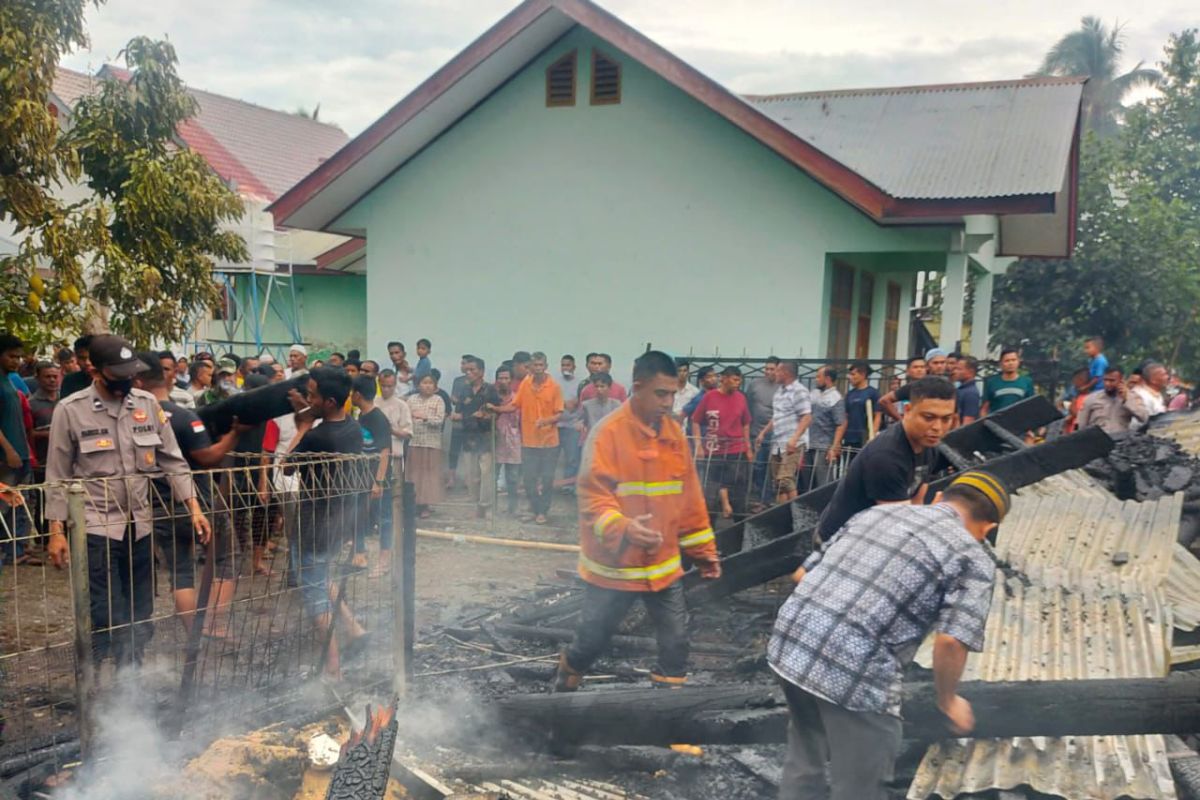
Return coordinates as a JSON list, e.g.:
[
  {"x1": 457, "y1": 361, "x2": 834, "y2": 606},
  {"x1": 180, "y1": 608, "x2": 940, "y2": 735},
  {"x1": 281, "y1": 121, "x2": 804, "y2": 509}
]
[{"x1": 768, "y1": 470, "x2": 1009, "y2": 800}]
